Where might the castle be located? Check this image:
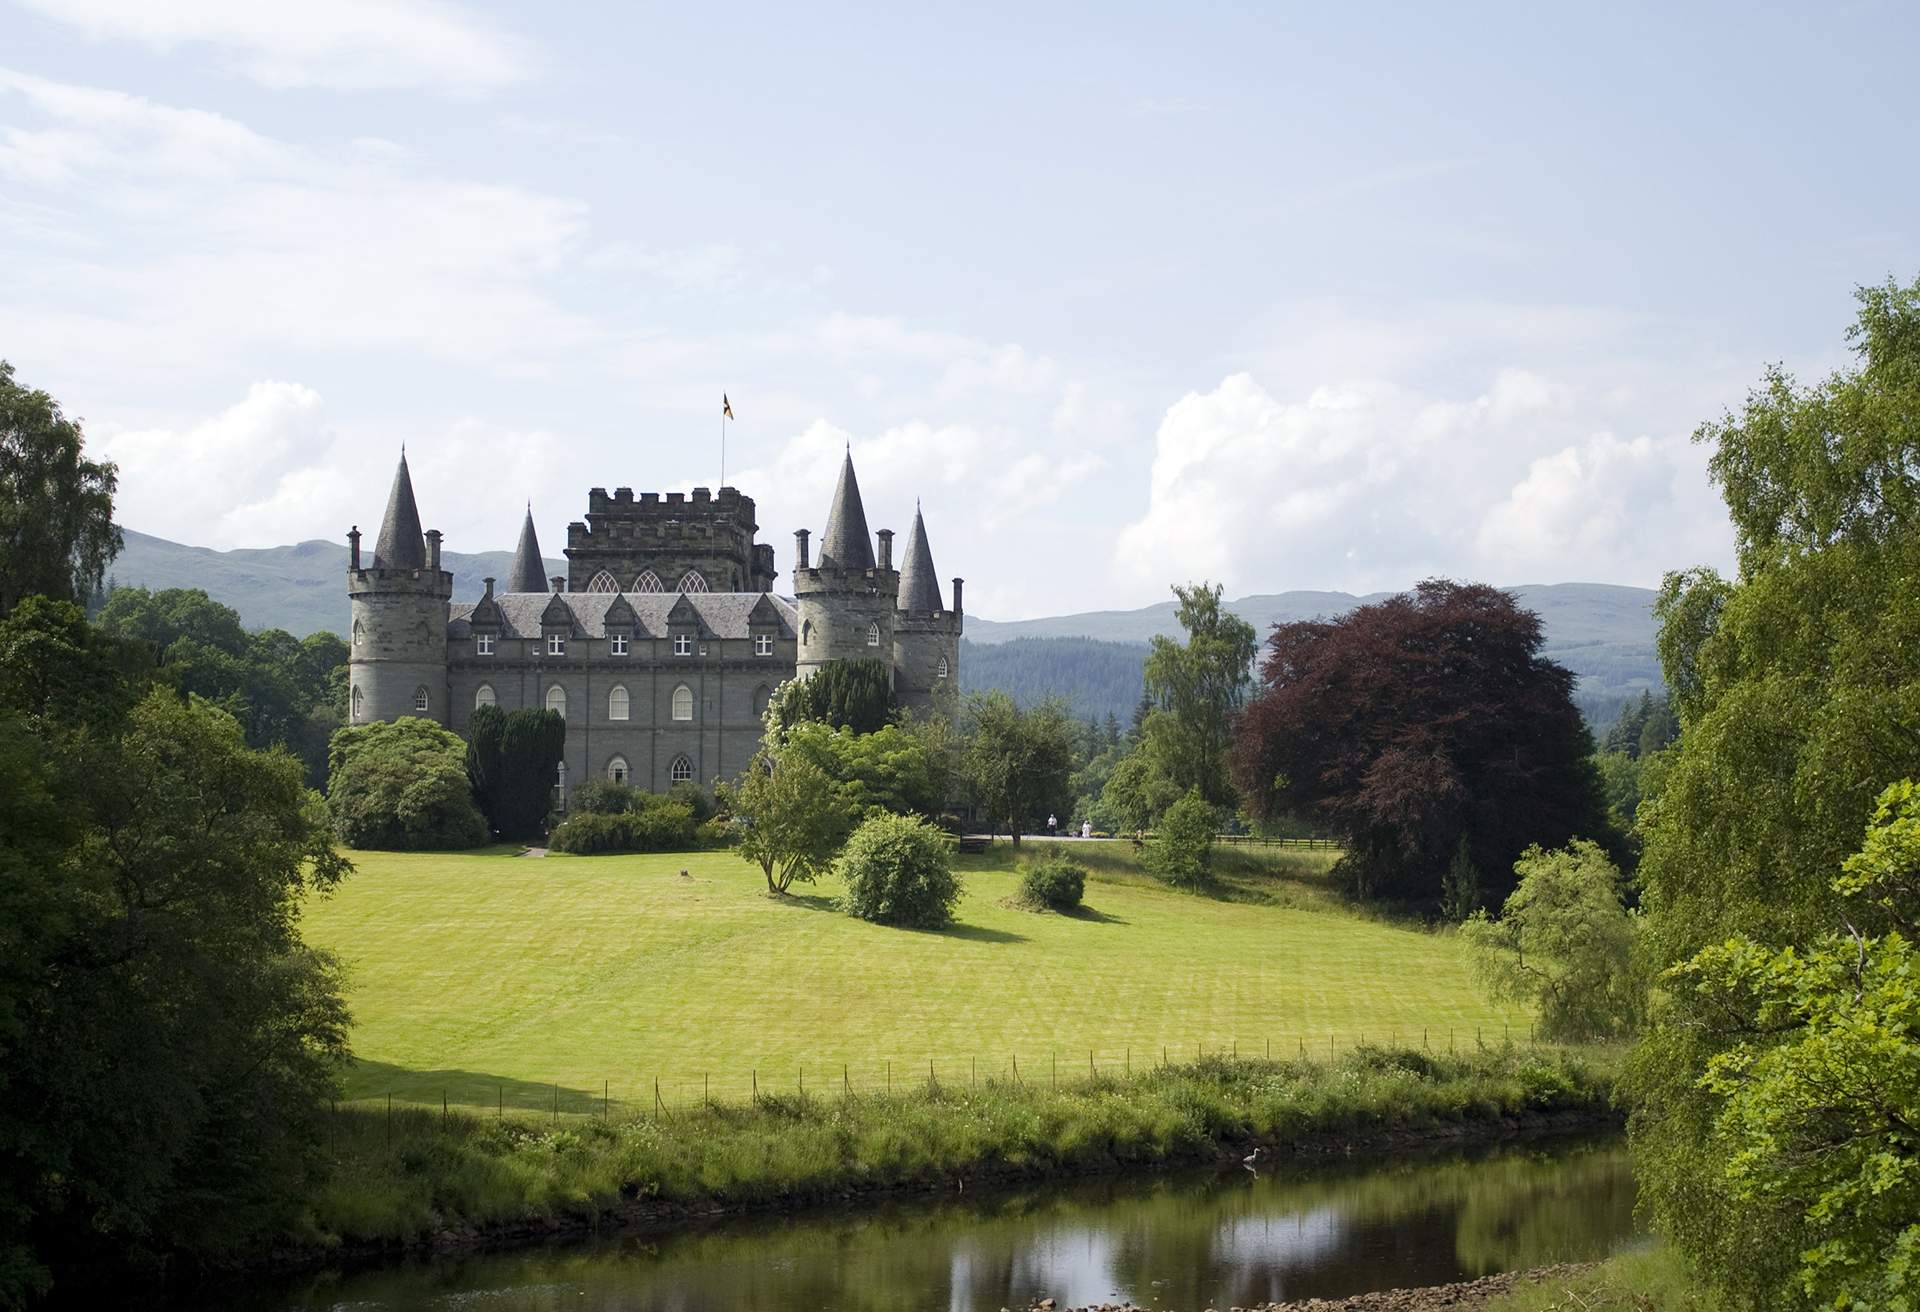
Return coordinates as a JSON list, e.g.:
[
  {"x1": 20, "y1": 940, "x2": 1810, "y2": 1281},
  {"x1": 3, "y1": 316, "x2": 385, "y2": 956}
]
[{"x1": 345, "y1": 450, "x2": 962, "y2": 802}]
